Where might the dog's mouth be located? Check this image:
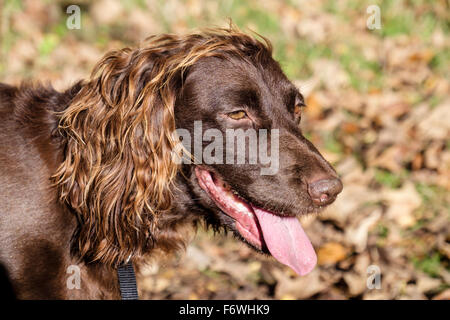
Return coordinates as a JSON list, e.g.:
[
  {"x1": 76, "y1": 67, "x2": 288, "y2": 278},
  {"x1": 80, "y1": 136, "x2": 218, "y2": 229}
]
[{"x1": 195, "y1": 167, "x2": 317, "y2": 276}]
